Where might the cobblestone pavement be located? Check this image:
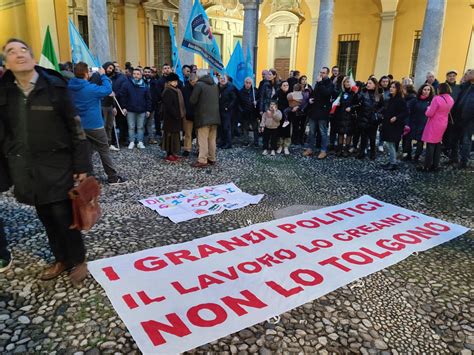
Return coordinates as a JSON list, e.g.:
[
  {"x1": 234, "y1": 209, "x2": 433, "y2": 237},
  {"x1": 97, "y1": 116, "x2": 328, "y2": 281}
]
[{"x1": 1, "y1": 144, "x2": 473, "y2": 354}]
